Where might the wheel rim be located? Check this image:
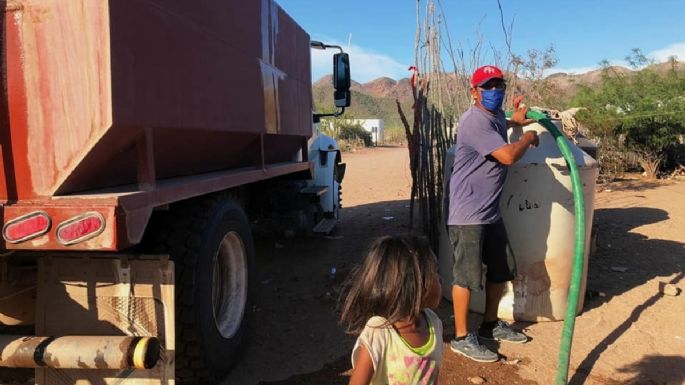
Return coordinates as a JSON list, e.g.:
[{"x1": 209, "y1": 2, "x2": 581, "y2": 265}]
[{"x1": 212, "y1": 231, "x2": 248, "y2": 339}]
